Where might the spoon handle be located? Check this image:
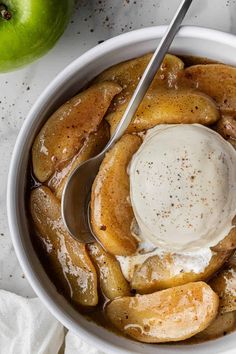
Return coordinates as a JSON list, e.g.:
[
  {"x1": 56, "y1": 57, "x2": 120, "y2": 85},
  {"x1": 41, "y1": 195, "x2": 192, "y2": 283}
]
[{"x1": 104, "y1": 0, "x2": 193, "y2": 152}]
